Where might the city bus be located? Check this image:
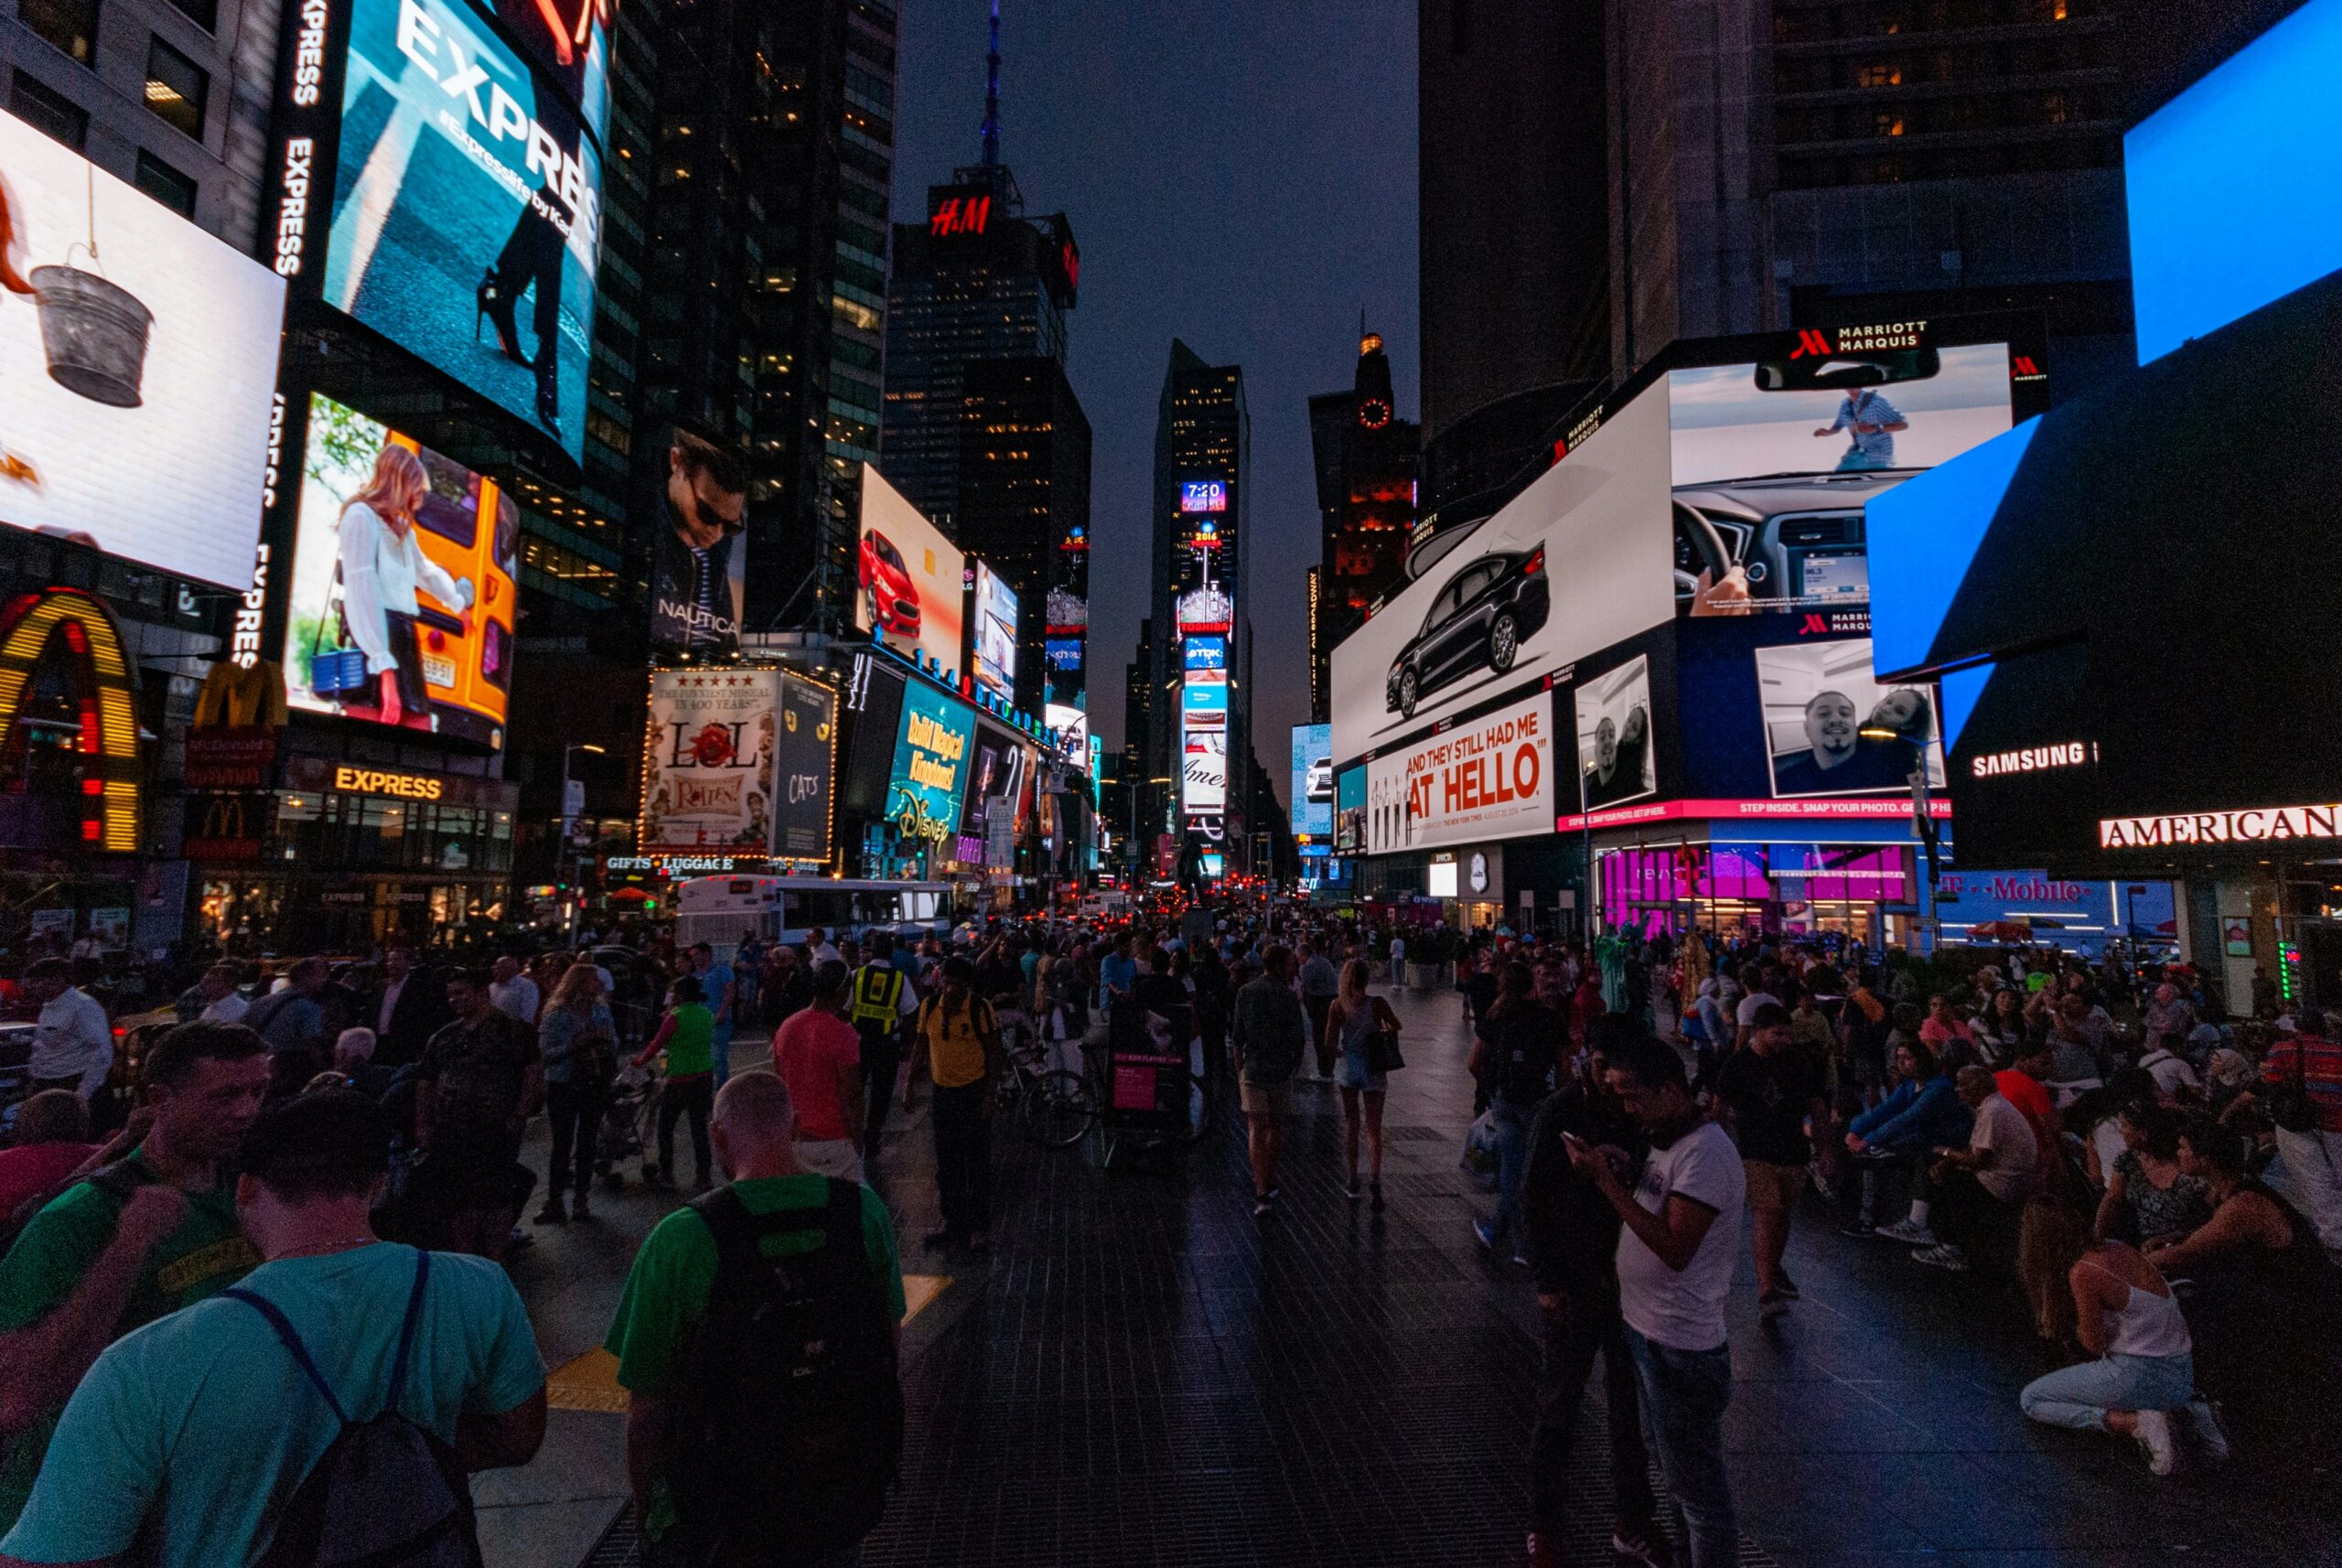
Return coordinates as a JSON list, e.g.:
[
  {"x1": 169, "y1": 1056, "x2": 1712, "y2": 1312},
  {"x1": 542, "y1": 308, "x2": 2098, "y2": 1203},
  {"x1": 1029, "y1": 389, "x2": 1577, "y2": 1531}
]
[{"x1": 672, "y1": 875, "x2": 955, "y2": 954}]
